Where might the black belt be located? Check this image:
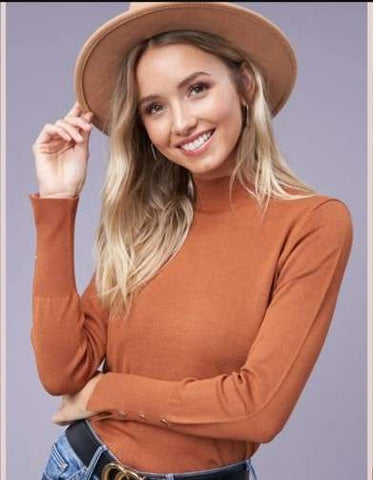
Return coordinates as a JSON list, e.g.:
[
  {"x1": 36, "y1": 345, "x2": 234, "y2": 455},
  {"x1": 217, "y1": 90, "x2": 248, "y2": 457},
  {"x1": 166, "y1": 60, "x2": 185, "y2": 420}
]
[{"x1": 65, "y1": 420, "x2": 252, "y2": 480}]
